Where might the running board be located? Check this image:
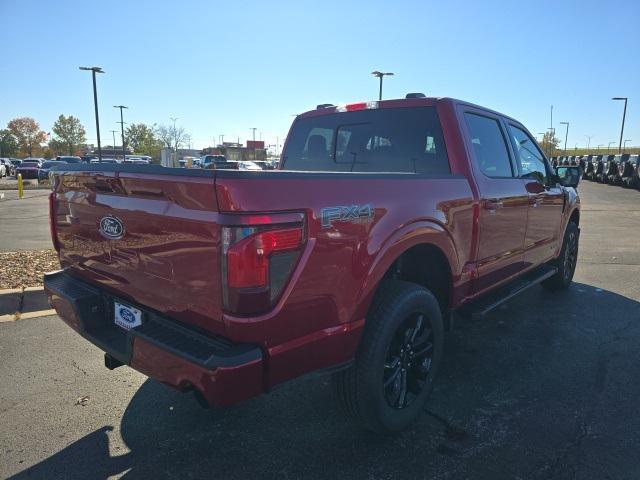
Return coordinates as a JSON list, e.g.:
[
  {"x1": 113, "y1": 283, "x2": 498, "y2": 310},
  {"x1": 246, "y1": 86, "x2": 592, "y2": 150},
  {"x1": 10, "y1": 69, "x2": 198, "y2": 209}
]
[{"x1": 457, "y1": 264, "x2": 558, "y2": 321}]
